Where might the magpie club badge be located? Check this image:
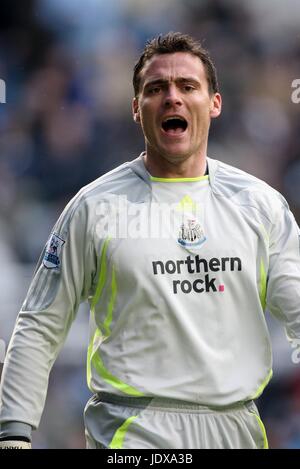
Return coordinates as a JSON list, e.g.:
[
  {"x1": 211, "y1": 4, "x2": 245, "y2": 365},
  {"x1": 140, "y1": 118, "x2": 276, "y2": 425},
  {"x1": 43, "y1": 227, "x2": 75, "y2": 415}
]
[{"x1": 178, "y1": 213, "x2": 206, "y2": 248}]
